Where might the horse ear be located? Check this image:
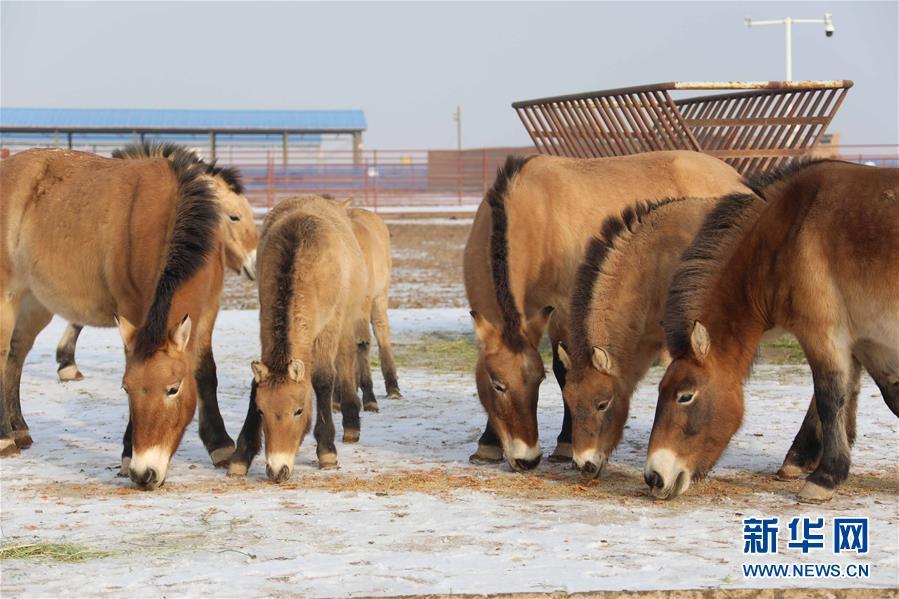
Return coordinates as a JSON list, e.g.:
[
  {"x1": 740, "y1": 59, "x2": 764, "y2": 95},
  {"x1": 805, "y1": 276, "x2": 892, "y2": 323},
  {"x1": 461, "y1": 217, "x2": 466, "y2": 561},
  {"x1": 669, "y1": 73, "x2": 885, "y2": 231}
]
[
  {"x1": 470, "y1": 311, "x2": 500, "y2": 352},
  {"x1": 251, "y1": 361, "x2": 270, "y2": 384},
  {"x1": 591, "y1": 346, "x2": 614, "y2": 374},
  {"x1": 690, "y1": 321, "x2": 711, "y2": 360},
  {"x1": 115, "y1": 314, "x2": 138, "y2": 351},
  {"x1": 170, "y1": 314, "x2": 192, "y2": 352},
  {"x1": 287, "y1": 359, "x2": 305, "y2": 383},
  {"x1": 556, "y1": 342, "x2": 572, "y2": 370},
  {"x1": 339, "y1": 197, "x2": 353, "y2": 209},
  {"x1": 525, "y1": 306, "x2": 554, "y2": 348}
]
